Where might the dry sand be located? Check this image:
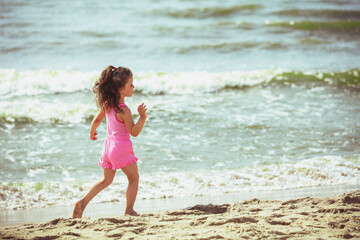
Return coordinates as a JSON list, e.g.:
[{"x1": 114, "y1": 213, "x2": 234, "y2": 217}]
[{"x1": 1, "y1": 190, "x2": 359, "y2": 239}]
